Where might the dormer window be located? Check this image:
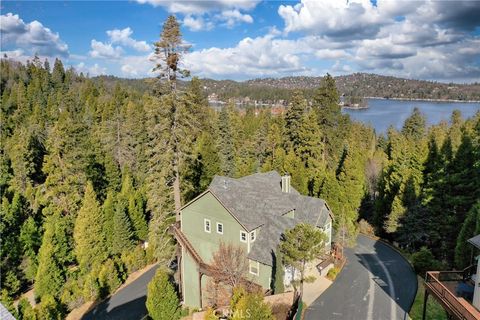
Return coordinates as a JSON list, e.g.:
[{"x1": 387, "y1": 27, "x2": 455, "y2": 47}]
[
  {"x1": 250, "y1": 230, "x2": 256, "y2": 242},
  {"x1": 240, "y1": 231, "x2": 247, "y2": 243},
  {"x1": 204, "y1": 219, "x2": 211, "y2": 233}
]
